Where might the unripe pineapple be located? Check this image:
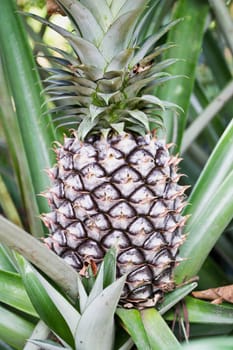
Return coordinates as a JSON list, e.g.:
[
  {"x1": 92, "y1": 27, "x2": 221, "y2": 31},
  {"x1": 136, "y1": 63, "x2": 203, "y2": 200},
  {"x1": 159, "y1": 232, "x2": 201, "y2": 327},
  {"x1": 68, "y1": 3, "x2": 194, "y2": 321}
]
[{"x1": 39, "y1": 0, "x2": 187, "y2": 309}]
